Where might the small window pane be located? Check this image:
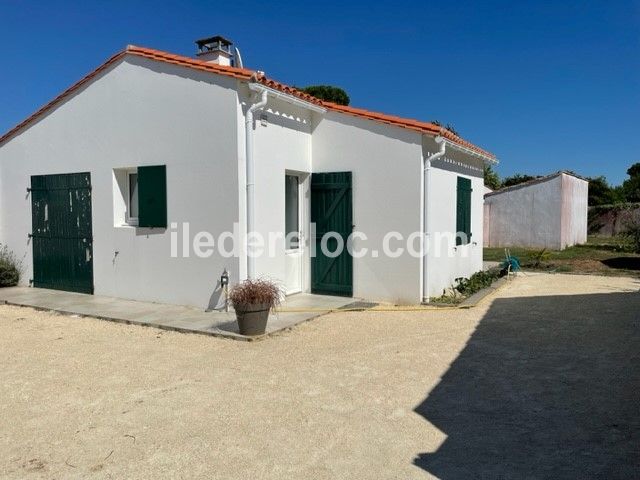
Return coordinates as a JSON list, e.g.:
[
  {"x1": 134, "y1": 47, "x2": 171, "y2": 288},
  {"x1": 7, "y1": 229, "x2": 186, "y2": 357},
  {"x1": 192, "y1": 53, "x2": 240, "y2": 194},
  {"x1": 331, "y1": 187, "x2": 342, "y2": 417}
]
[
  {"x1": 129, "y1": 173, "x2": 139, "y2": 219},
  {"x1": 285, "y1": 175, "x2": 299, "y2": 249}
]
